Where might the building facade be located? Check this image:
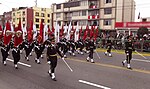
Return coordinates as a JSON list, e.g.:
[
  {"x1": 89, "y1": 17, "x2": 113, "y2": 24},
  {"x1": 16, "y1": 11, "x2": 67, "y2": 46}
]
[
  {"x1": 12, "y1": 7, "x2": 52, "y2": 30},
  {"x1": 0, "y1": 11, "x2": 12, "y2": 28},
  {"x1": 0, "y1": 15, "x2": 4, "y2": 27},
  {"x1": 52, "y1": 0, "x2": 135, "y2": 30}
]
